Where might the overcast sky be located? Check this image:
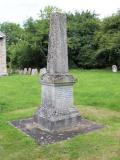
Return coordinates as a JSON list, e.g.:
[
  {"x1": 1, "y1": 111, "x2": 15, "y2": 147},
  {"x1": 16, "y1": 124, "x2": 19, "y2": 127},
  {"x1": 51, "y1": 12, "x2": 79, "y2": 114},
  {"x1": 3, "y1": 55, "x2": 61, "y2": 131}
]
[{"x1": 0, "y1": 0, "x2": 120, "y2": 25}]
